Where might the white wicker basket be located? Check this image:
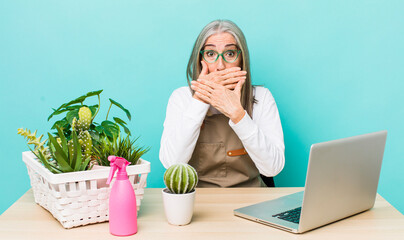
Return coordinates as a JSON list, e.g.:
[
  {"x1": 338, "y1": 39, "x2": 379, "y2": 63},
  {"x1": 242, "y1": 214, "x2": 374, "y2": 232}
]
[{"x1": 22, "y1": 151, "x2": 150, "y2": 229}]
